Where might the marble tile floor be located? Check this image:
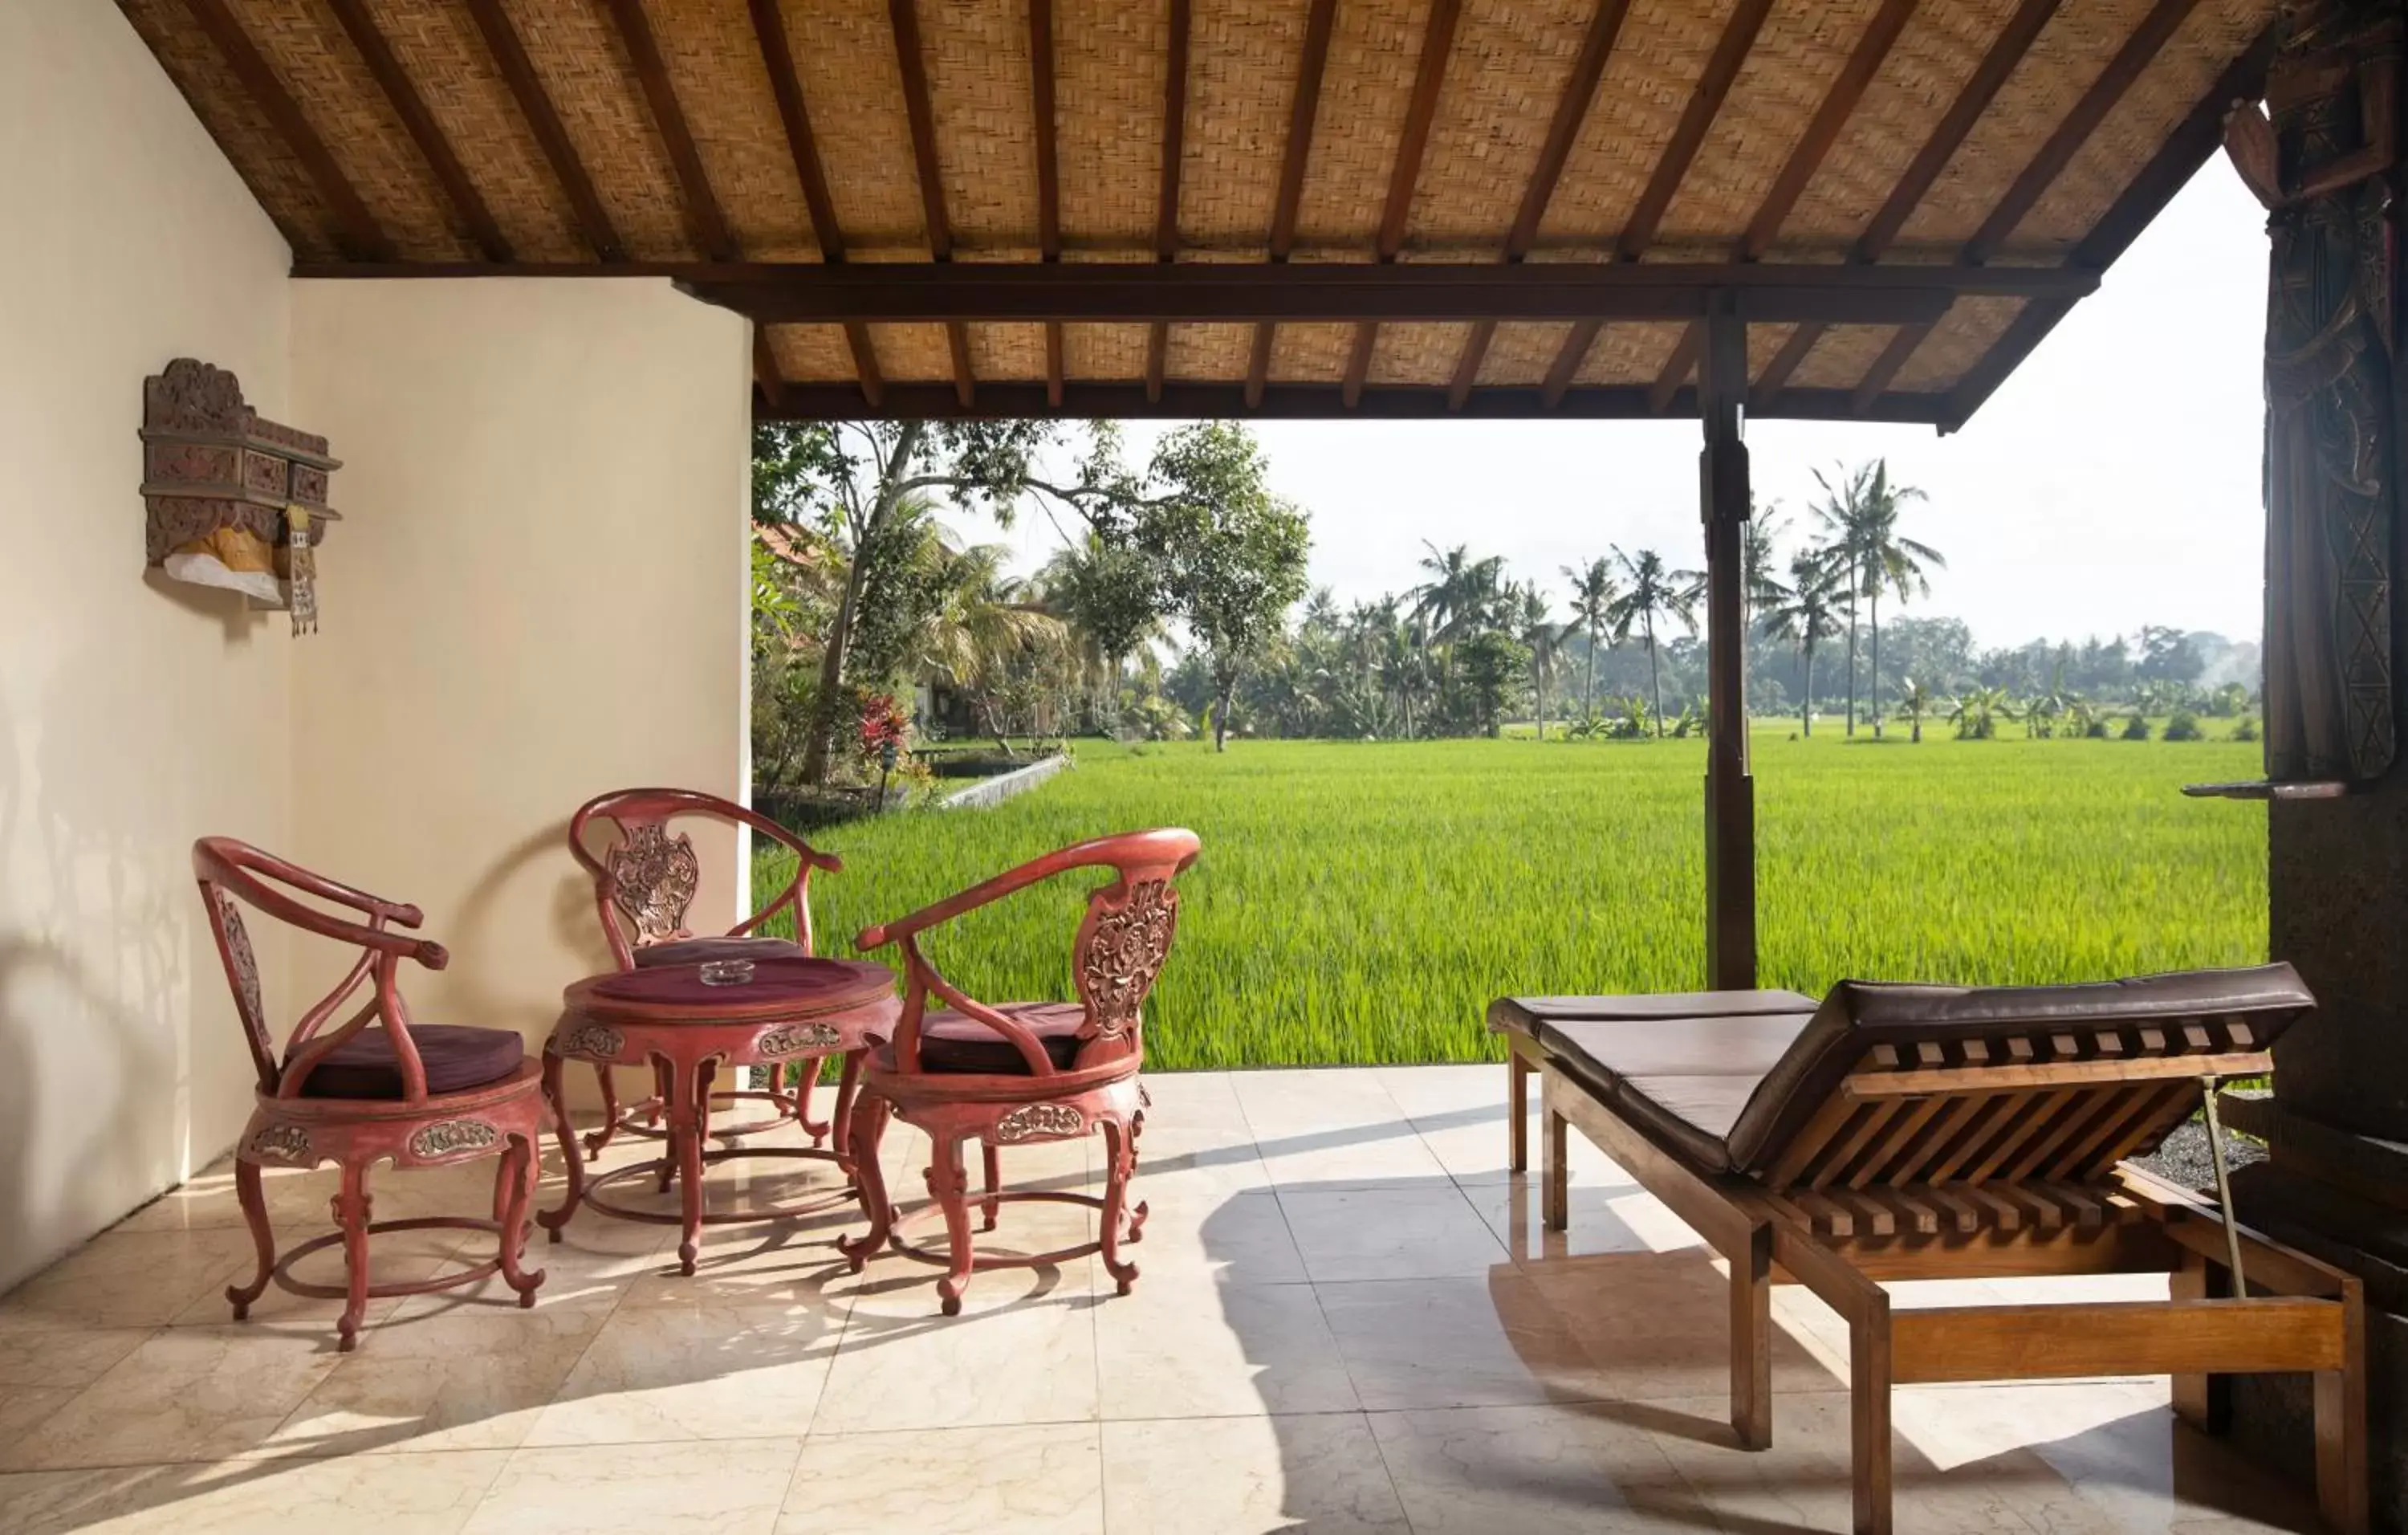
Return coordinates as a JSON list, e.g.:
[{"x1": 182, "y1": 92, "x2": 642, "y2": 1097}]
[{"x1": 0, "y1": 1065, "x2": 2326, "y2": 1533}]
